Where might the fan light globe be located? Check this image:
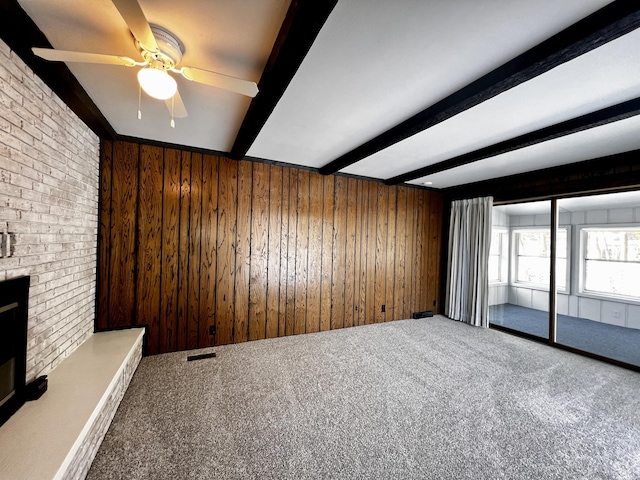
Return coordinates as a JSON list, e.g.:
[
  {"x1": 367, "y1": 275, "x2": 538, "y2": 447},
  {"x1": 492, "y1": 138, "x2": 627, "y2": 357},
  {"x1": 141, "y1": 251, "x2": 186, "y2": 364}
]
[{"x1": 137, "y1": 67, "x2": 177, "y2": 100}]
